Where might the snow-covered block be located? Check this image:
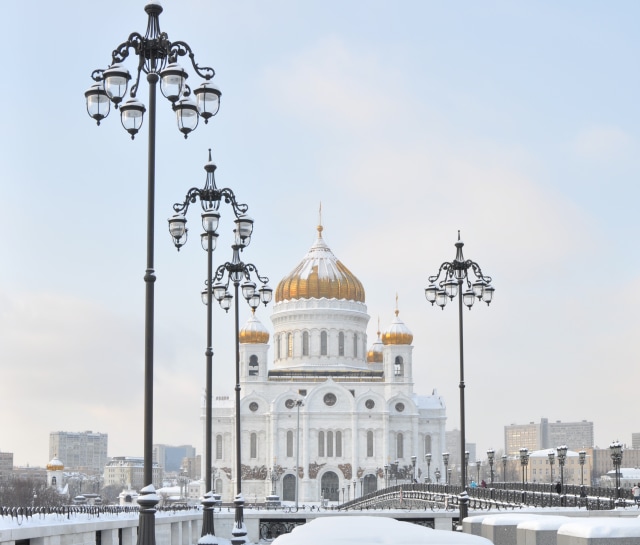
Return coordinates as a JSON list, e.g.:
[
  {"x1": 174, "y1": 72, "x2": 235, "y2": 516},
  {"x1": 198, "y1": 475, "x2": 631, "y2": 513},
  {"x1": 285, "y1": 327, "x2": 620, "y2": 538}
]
[
  {"x1": 463, "y1": 515, "x2": 494, "y2": 536},
  {"x1": 517, "y1": 515, "x2": 571, "y2": 545},
  {"x1": 481, "y1": 514, "x2": 544, "y2": 545},
  {"x1": 557, "y1": 518, "x2": 640, "y2": 545}
]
